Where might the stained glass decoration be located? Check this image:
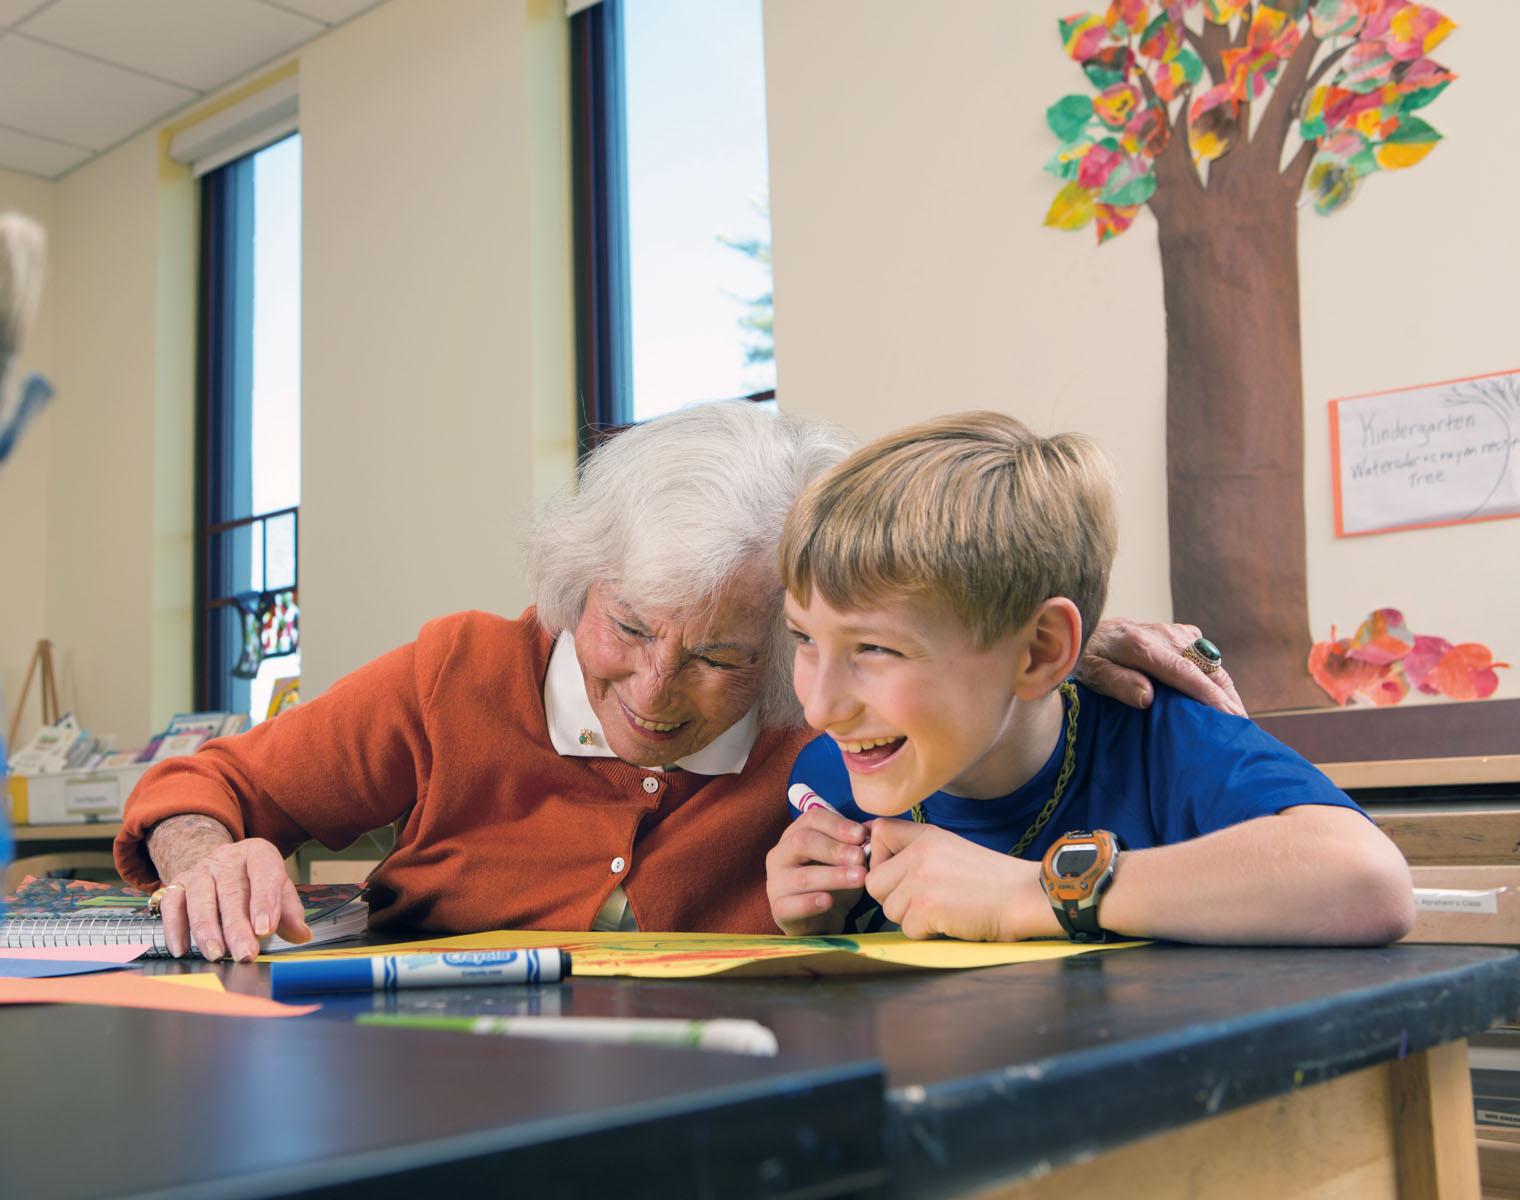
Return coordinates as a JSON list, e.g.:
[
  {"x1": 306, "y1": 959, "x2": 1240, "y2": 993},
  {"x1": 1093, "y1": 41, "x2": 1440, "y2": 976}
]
[{"x1": 231, "y1": 589, "x2": 300, "y2": 680}]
